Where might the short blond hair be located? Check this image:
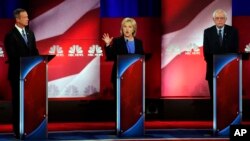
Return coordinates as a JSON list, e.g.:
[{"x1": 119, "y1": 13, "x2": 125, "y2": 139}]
[{"x1": 120, "y1": 17, "x2": 137, "y2": 36}]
